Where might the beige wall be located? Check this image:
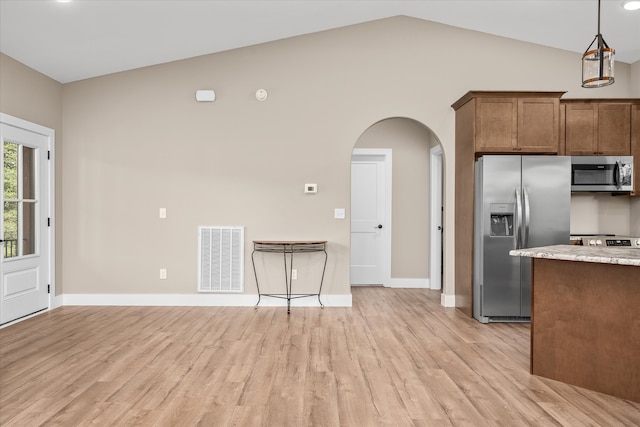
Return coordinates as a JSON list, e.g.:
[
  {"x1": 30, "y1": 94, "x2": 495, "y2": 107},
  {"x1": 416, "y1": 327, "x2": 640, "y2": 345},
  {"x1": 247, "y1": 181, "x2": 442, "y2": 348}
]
[
  {"x1": 0, "y1": 53, "x2": 64, "y2": 294},
  {"x1": 631, "y1": 199, "x2": 640, "y2": 236},
  {"x1": 571, "y1": 194, "x2": 632, "y2": 236},
  {"x1": 0, "y1": 54, "x2": 63, "y2": 130},
  {"x1": 60, "y1": 16, "x2": 636, "y2": 298},
  {"x1": 4, "y1": 16, "x2": 637, "y2": 301},
  {"x1": 631, "y1": 61, "x2": 639, "y2": 97}
]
